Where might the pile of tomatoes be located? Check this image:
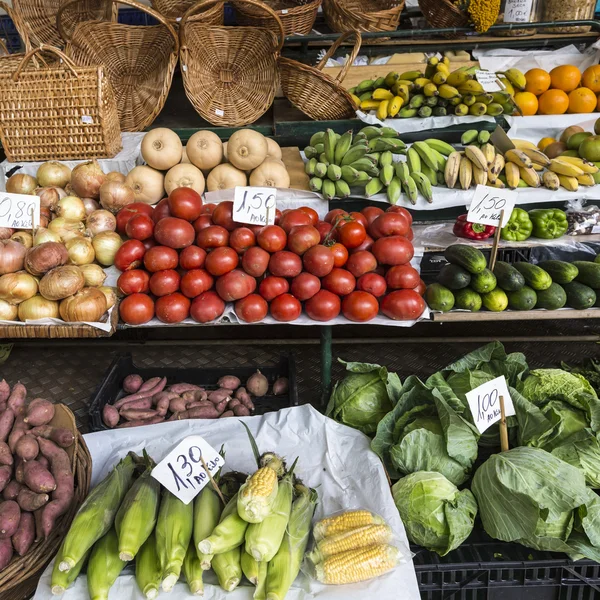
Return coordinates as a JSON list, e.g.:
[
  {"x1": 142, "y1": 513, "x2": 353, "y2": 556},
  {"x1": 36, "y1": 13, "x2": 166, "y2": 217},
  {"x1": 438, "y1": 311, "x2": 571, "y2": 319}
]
[{"x1": 114, "y1": 188, "x2": 426, "y2": 325}]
